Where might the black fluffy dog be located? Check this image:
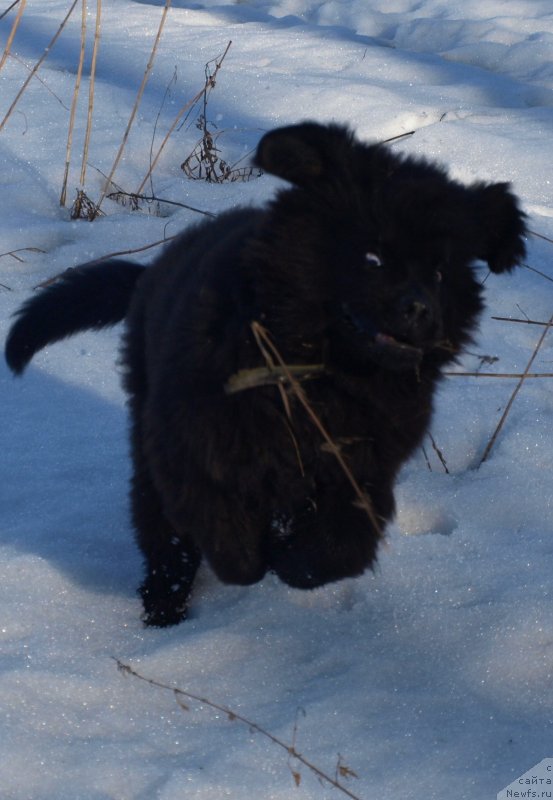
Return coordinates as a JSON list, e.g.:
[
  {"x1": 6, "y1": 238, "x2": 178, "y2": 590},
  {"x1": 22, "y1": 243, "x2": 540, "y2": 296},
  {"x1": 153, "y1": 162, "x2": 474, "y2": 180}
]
[{"x1": 5, "y1": 122, "x2": 526, "y2": 626}]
